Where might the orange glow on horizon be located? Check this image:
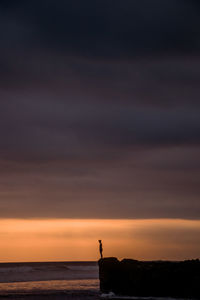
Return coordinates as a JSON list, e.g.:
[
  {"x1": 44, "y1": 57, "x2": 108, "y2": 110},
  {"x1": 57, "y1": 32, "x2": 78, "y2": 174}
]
[{"x1": 0, "y1": 219, "x2": 200, "y2": 262}]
